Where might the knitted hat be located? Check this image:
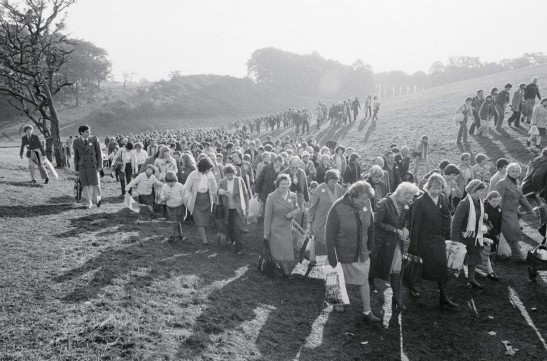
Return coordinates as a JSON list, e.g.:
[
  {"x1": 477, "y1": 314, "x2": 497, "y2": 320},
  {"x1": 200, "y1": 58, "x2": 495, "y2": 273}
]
[
  {"x1": 465, "y1": 179, "x2": 486, "y2": 193},
  {"x1": 301, "y1": 151, "x2": 310, "y2": 157}
]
